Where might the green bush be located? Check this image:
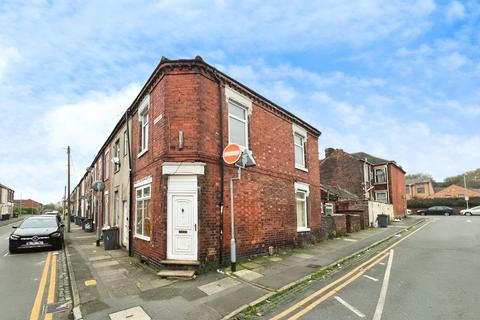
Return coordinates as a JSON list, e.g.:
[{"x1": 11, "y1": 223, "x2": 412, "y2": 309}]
[
  {"x1": 13, "y1": 207, "x2": 38, "y2": 216},
  {"x1": 408, "y1": 197, "x2": 480, "y2": 209}
]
